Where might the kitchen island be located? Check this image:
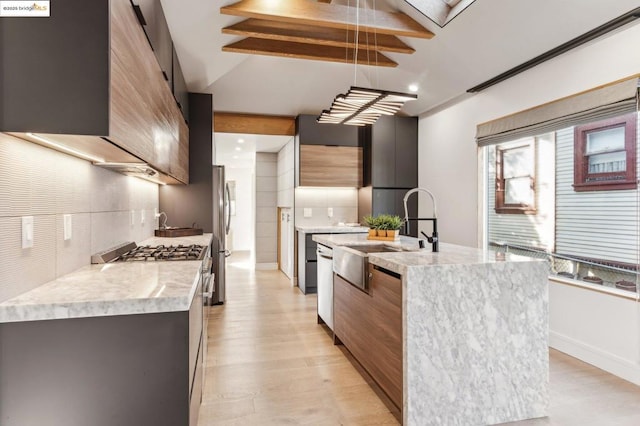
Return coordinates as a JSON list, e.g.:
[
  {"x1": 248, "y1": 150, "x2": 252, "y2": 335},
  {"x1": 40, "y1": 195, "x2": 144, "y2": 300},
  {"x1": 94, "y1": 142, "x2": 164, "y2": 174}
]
[
  {"x1": 0, "y1": 234, "x2": 212, "y2": 426},
  {"x1": 313, "y1": 233, "x2": 549, "y2": 426},
  {"x1": 295, "y1": 225, "x2": 368, "y2": 294}
]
